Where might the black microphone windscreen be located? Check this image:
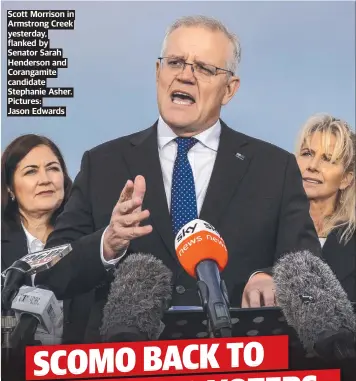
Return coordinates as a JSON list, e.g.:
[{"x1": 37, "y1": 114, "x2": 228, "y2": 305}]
[
  {"x1": 100, "y1": 253, "x2": 172, "y2": 342},
  {"x1": 273, "y1": 250, "x2": 356, "y2": 352}
]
